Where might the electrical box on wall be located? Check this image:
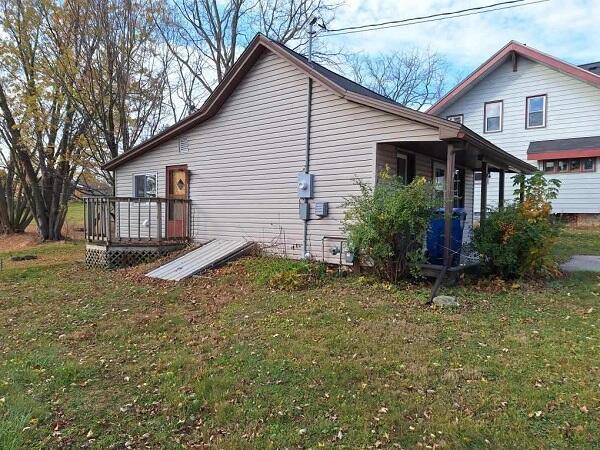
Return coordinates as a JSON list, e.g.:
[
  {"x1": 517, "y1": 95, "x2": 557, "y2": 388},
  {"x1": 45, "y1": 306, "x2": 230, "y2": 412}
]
[
  {"x1": 315, "y1": 202, "x2": 328, "y2": 217},
  {"x1": 297, "y1": 173, "x2": 314, "y2": 198},
  {"x1": 299, "y1": 202, "x2": 310, "y2": 220}
]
